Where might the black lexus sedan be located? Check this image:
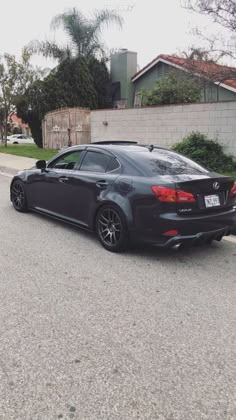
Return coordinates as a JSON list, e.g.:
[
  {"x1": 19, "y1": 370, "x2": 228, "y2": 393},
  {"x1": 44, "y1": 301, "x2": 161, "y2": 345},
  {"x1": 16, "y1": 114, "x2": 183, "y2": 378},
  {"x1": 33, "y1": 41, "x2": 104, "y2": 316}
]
[{"x1": 10, "y1": 142, "x2": 236, "y2": 252}]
